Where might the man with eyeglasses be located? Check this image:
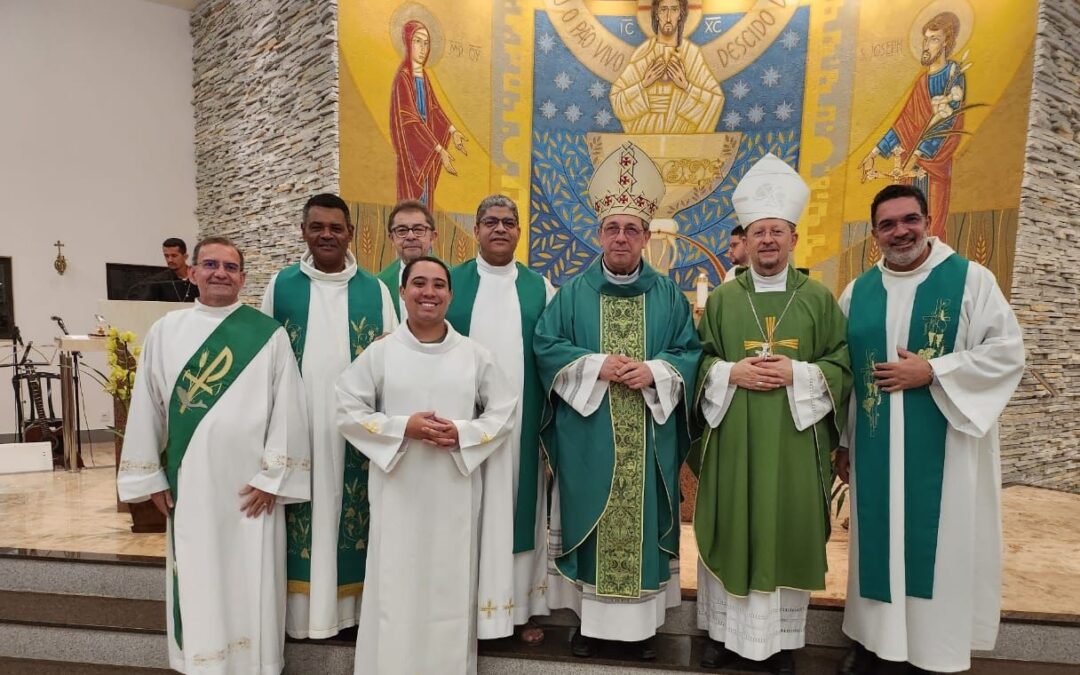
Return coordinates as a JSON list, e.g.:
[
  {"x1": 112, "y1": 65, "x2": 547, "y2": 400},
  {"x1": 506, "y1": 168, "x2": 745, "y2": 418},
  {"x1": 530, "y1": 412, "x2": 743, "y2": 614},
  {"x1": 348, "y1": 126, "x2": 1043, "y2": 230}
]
[
  {"x1": 377, "y1": 199, "x2": 440, "y2": 319},
  {"x1": 118, "y1": 236, "x2": 311, "y2": 675},
  {"x1": 445, "y1": 195, "x2": 556, "y2": 646},
  {"x1": 835, "y1": 184, "x2": 1024, "y2": 675},
  {"x1": 534, "y1": 142, "x2": 701, "y2": 660},
  {"x1": 692, "y1": 153, "x2": 851, "y2": 675},
  {"x1": 261, "y1": 194, "x2": 398, "y2": 642}
]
